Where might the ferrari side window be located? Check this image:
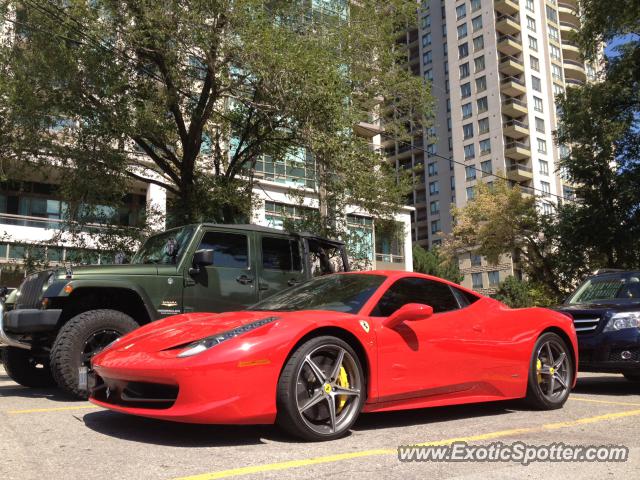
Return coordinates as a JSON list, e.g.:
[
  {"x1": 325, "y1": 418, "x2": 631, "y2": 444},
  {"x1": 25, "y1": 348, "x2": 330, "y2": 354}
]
[
  {"x1": 198, "y1": 232, "x2": 248, "y2": 268},
  {"x1": 372, "y1": 277, "x2": 460, "y2": 317}
]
